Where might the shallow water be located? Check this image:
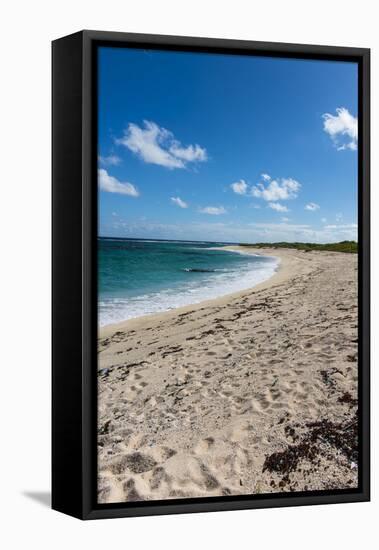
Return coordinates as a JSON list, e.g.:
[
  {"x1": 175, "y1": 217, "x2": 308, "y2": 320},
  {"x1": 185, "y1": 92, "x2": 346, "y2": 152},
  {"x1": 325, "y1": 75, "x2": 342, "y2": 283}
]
[{"x1": 98, "y1": 238, "x2": 278, "y2": 326}]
